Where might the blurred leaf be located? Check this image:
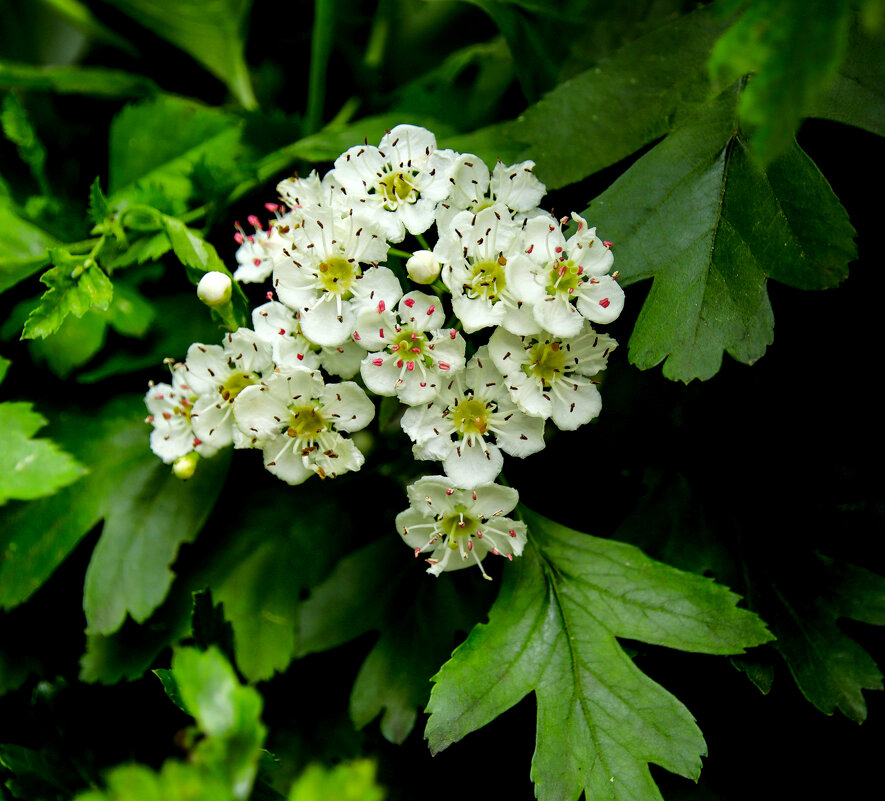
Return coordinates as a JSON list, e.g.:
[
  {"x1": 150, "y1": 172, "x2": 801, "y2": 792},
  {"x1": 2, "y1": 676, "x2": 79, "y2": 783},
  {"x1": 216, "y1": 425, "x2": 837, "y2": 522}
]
[
  {"x1": 73, "y1": 760, "x2": 235, "y2": 801},
  {"x1": 102, "y1": 231, "x2": 171, "y2": 271},
  {"x1": 88, "y1": 177, "x2": 112, "y2": 225},
  {"x1": 0, "y1": 396, "x2": 147, "y2": 610},
  {"x1": 425, "y1": 507, "x2": 772, "y2": 801},
  {"x1": 100, "y1": 0, "x2": 257, "y2": 108},
  {"x1": 204, "y1": 485, "x2": 351, "y2": 681},
  {"x1": 38, "y1": 0, "x2": 138, "y2": 55},
  {"x1": 171, "y1": 646, "x2": 266, "y2": 798},
  {"x1": 492, "y1": 4, "x2": 729, "y2": 189},
  {"x1": 812, "y1": 19, "x2": 885, "y2": 137},
  {"x1": 109, "y1": 95, "x2": 246, "y2": 208},
  {"x1": 29, "y1": 311, "x2": 108, "y2": 377},
  {"x1": 22, "y1": 256, "x2": 114, "y2": 340},
  {"x1": 78, "y1": 293, "x2": 218, "y2": 384},
  {"x1": 709, "y1": 0, "x2": 852, "y2": 163},
  {"x1": 83, "y1": 449, "x2": 230, "y2": 635},
  {"x1": 287, "y1": 760, "x2": 384, "y2": 801},
  {"x1": 1, "y1": 92, "x2": 49, "y2": 194},
  {"x1": 0, "y1": 400, "x2": 87, "y2": 505},
  {"x1": 0, "y1": 61, "x2": 156, "y2": 97},
  {"x1": 0, "y1": 743, "x2": 83, "y2": 801},
  {"x1": 106, "y1": 281, "x2": 156, "y2": 337},
  {"x1": 586, "y1": 85, "x2": 857, "y2": 382}
]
